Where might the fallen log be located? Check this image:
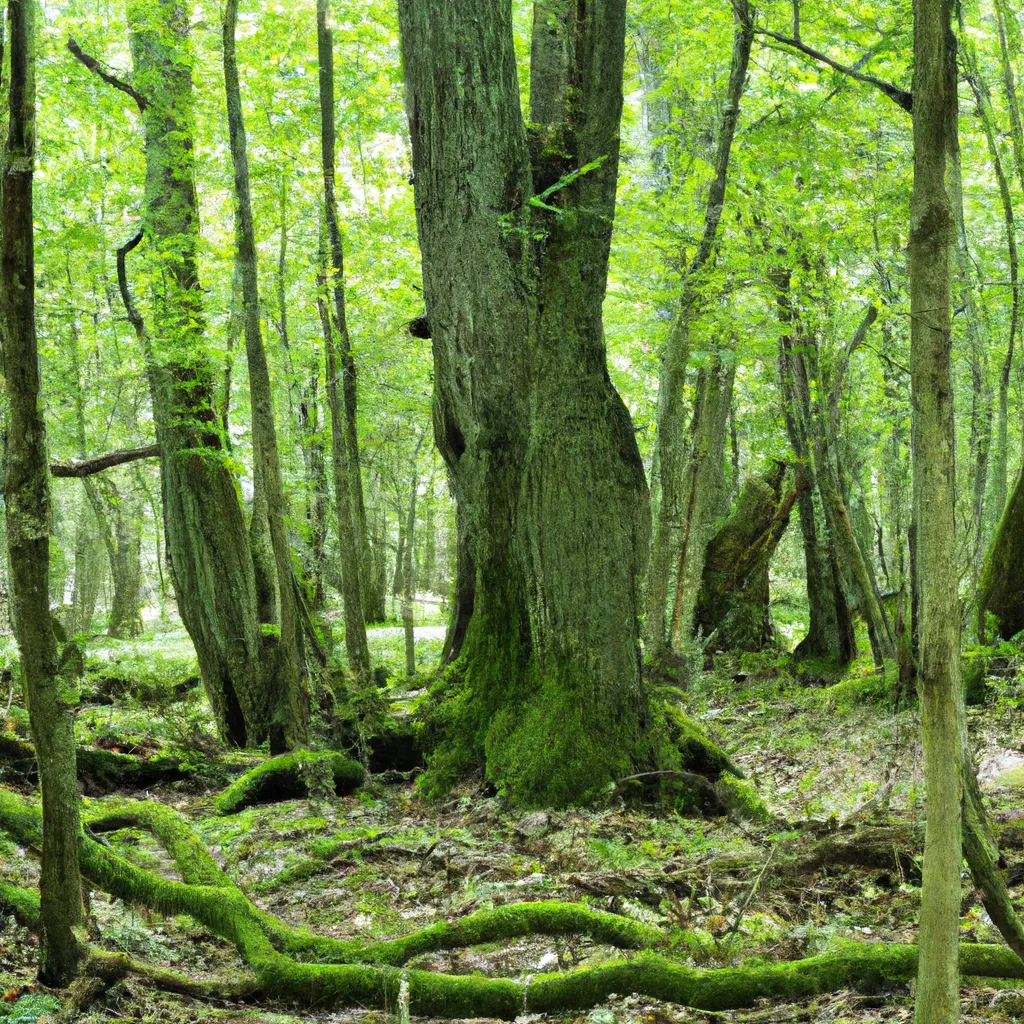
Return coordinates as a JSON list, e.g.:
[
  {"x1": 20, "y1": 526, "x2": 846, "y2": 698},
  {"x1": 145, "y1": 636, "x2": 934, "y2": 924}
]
[{"x1": 214, "y1": 751, "x2": 365, "y2": 814}]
